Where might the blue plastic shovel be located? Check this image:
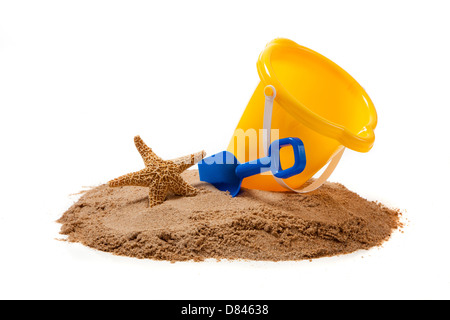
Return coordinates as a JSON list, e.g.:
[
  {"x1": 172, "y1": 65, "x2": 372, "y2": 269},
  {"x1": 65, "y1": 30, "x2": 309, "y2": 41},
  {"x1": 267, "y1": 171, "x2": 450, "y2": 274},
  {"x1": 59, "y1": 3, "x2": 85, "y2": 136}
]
[{"x1": 198, "y1": 137, "x2": 306, "y2": 197}]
